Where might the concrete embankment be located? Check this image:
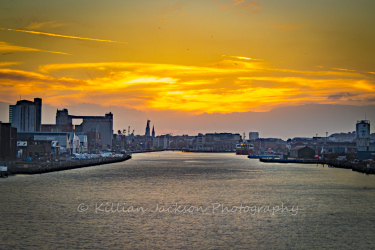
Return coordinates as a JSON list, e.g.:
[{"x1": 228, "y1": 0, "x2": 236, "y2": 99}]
[
  {"x1": 129, "y1": 149, "x2": 164, "y2": 154},
  {"x1": 258, "y1": 158, "x2": 375, "y2": 174},
  {"x1": 10, "y1": 155, "x2": 131, "y2": 175}
]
